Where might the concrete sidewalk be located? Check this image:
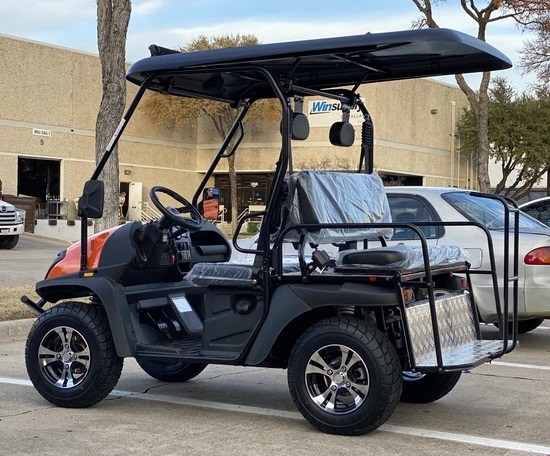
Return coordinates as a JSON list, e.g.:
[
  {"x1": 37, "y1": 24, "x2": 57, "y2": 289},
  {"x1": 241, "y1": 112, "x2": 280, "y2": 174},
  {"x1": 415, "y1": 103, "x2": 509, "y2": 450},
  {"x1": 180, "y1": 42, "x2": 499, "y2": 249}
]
[{"x1": 0, "y1": 318, "x2": 34, "y2": 343}]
